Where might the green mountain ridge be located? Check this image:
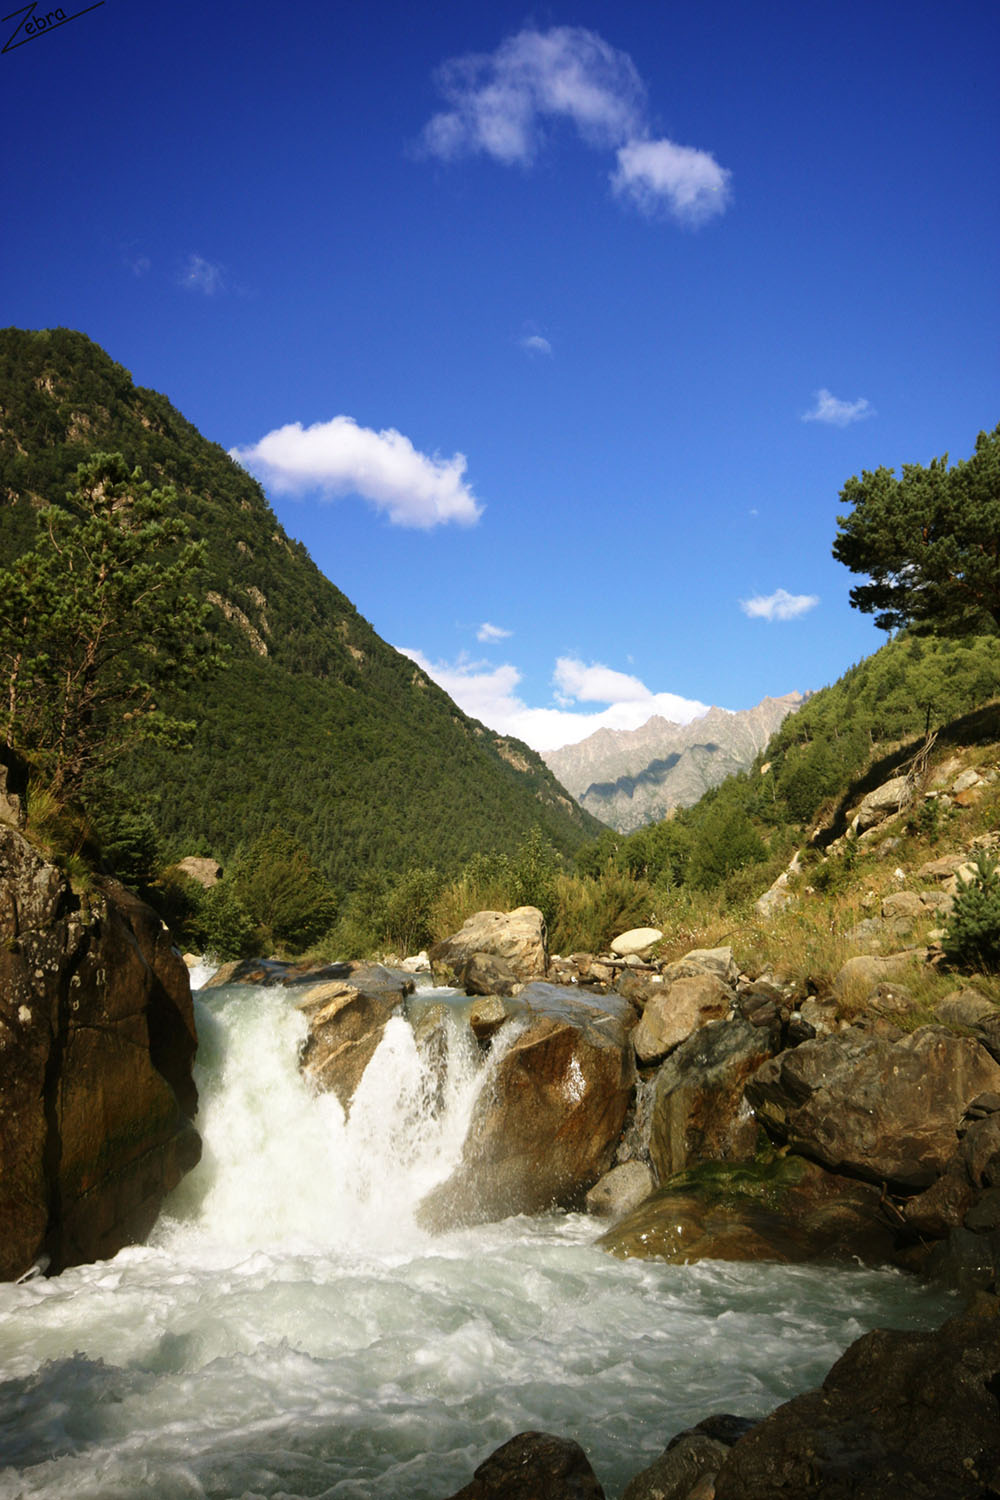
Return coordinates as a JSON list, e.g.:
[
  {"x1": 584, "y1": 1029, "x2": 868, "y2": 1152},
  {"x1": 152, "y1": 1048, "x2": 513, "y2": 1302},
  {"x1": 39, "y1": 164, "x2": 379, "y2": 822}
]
[{"x1": 0, "y1": 327, "x2": 605, "y2": 885}]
